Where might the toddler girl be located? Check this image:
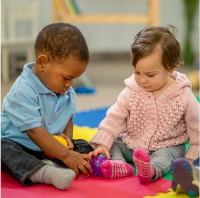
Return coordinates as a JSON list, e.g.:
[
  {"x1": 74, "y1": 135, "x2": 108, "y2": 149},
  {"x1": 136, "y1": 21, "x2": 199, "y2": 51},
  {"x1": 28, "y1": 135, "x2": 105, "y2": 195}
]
[{"x1": 90, "y1": 26, "x2": 199, "y2": 184}]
